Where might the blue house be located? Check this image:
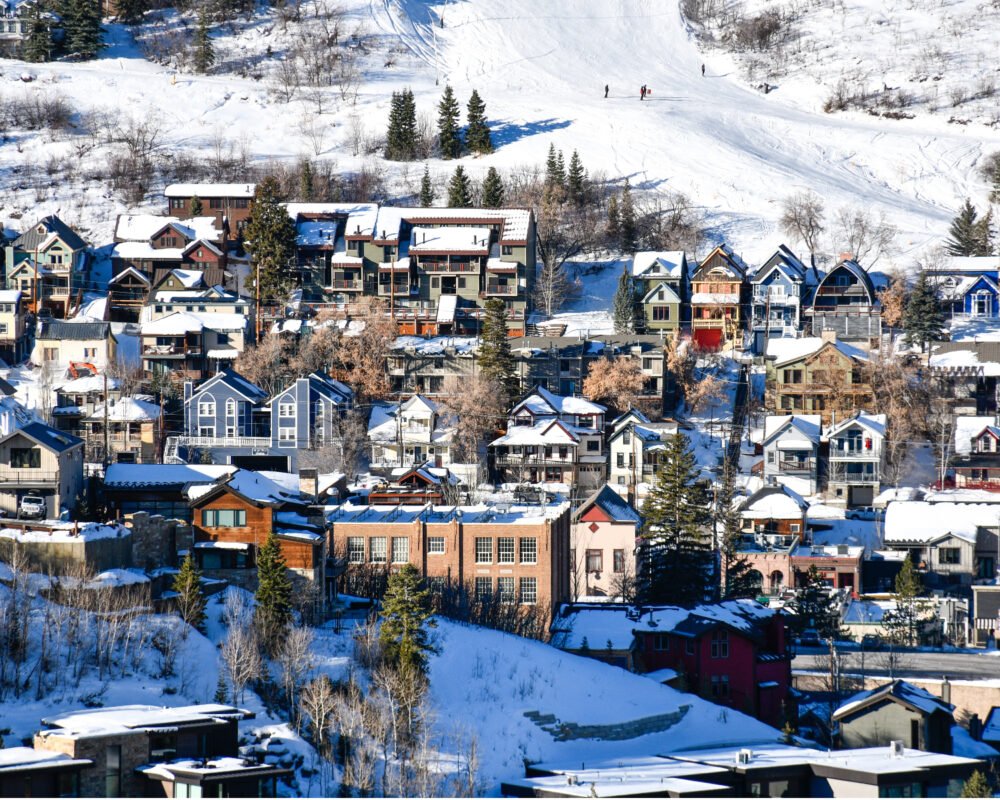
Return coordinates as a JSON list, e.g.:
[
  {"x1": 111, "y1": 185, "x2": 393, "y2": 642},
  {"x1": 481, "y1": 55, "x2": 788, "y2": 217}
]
[
  {"x1": 266, "y1": 371, "x2": 354, "y2": 452},
  {"x1": 183, "y1": 369, "x2": 268, "y2": 440},
  {"x1": 750, "y1": 245, "x2": 817, "y2": 354}
]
